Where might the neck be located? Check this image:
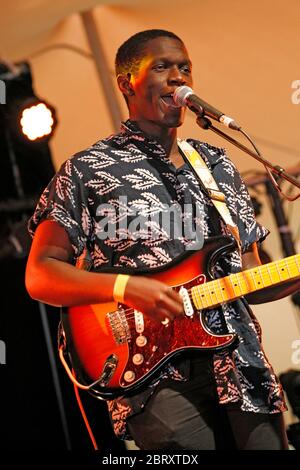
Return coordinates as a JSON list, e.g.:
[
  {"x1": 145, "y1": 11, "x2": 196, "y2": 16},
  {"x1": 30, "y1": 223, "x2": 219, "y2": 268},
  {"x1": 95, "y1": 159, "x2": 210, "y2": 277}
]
[{"x1": 132, "y1": 119, "x2": 178, "y2": 158}]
